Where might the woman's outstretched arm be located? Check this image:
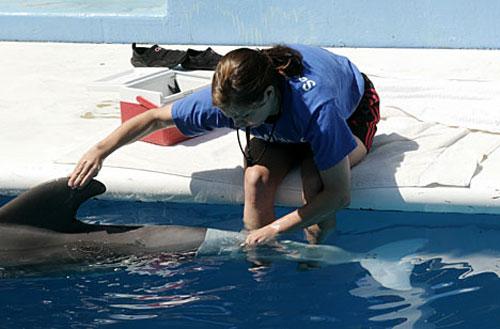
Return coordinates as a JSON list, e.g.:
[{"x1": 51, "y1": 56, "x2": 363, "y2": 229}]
[{"x1": 68, "y1": 103, "x2": 174, "y2": 189}]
